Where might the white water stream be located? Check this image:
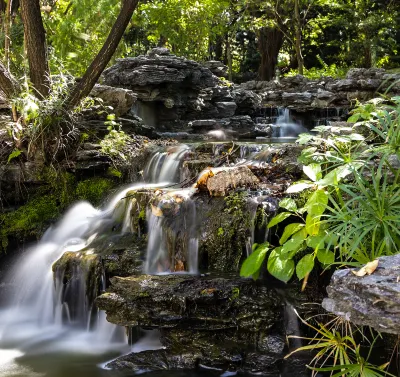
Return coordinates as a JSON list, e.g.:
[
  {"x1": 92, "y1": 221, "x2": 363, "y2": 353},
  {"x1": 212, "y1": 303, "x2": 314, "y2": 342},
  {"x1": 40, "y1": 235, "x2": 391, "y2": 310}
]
[{"x1": 0, "y1": 144, "x2": 196, "y2": 364}]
